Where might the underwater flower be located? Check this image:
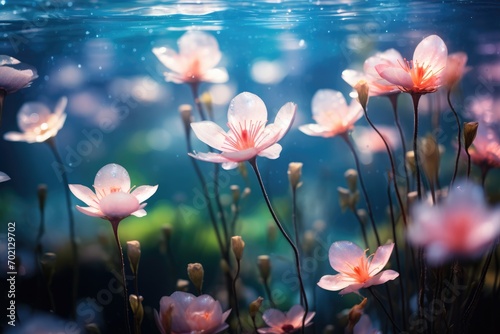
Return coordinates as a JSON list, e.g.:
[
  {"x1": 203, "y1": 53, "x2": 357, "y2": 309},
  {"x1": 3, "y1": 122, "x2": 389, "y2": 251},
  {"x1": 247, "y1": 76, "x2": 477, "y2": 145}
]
[
  {"x1": 468, "y1": 126, "x2": 500, "y2": 170},
  {"x1": 69, "y1": 163, "x2": 158, "y2": 222},
  {"x1": 342, "y1": 48, "x2": 404, "y2": 96},
  {"x1": 299, "y1": 89, "x2": 362, "y2": 138},
  {"x1": 189, "y1": 92, "x2": 296, "y2": 170},
  {"x1": 375, "y1": 35, "x2": 448, "y2": 94},
  {"x1": 408, "y1": 181, "x2": 500, "y2": 264},
  {"x1": 0, "y1": 171, "x2": 10, "y2": 182},
  {"x1": 3, "y1": 97, "x2": 67, "y2": 143},
  {"x1": 0, "y1": 55, "x2": 38, "y2": 94},
  {"x1": 317, "y1": 241, "x2": 399, "y2": 295},
  {"x1": 257, "y1": 305, "x2": 315, "y2": 334},
  {"x1": 155, "y1": 291, "x2": 230, "y2": 334},
  {"x1": 353, "y1": 314, "x2": 381, "y2": 334},
  {"x1": 466, "y1": 94, "x2": 500, "y2": 126},
  {"x1": 442, "y1": 52, "x2": 470, "y2": 89},
  {"x1": 152, "y1": 31, "x2": 228, "y2": 84}
]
